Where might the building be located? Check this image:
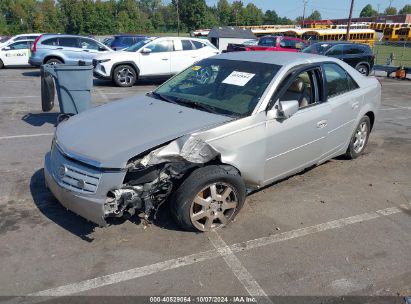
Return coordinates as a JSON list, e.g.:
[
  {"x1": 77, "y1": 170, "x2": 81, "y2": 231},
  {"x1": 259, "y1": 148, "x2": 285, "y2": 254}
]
[{"x1": 208, "y1": 27, "x2": 256, "y2": 52}]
